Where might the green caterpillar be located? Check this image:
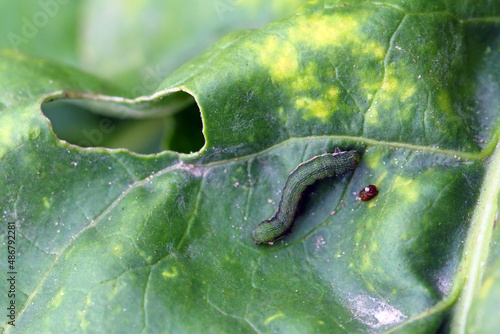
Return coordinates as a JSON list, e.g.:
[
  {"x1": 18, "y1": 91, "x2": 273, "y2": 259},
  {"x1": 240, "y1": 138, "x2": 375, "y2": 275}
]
[{"x1": 252, "y1": 150, "x2": 359, "y2": 245}]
